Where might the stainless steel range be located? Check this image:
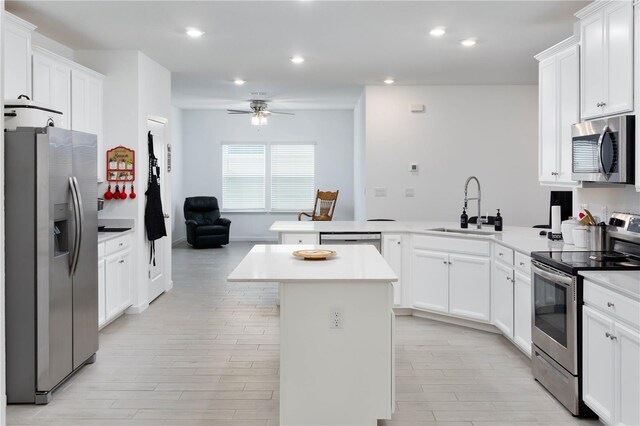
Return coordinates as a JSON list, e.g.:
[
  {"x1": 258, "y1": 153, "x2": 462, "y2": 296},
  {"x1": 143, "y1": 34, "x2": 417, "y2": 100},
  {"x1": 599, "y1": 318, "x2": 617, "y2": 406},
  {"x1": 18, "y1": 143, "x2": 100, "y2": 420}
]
[{"x1": 530, "y1": 212, "x2": 640, "y2": 416}]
